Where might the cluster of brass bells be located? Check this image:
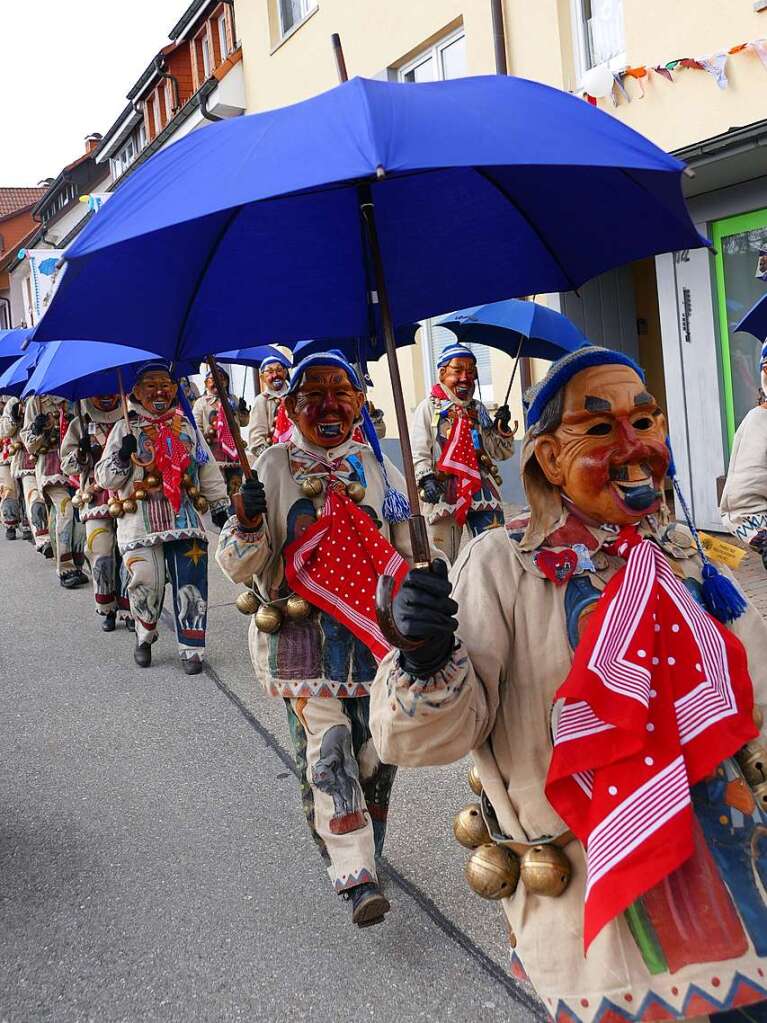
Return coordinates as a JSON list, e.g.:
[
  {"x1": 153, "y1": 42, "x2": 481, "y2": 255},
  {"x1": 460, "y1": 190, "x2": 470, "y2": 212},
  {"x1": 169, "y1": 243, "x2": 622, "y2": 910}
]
[
  {"x1": 299, "y1": 477, "x2": 366, "y2": 504},
  {"x1": 455, "y1": 769, "x2": 572, "y2": 901},
  {"x1": 72, "y1": 484, "x2": 99, "y2": 510},
  {"x1": 182, "y1": 472, "x2": 208, "y2": 513},
  {"x1": 235, "y1": 590, "x2": 313, "y2": 632}
]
